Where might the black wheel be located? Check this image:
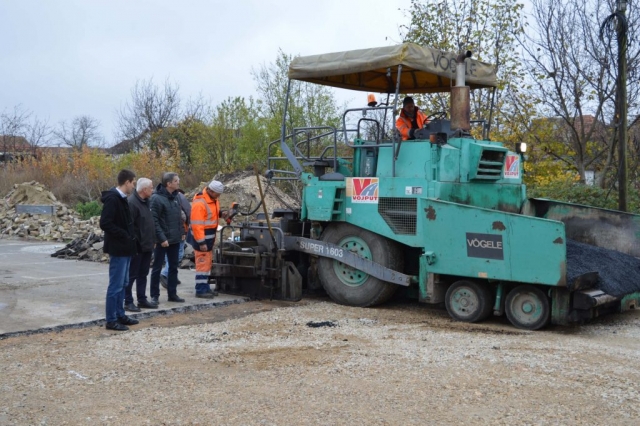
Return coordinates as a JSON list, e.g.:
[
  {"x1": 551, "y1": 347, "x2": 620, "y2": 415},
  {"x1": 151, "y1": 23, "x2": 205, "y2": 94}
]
[
  {"x1": 444, "y1": 280, "x2": 494, "y2": 323},
  {"x1": 318, "y1": 223, "x2": 403, "y2": 307},
  {"x1": 505, "y1": 285, "x2": 550, "y2": 330}
]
